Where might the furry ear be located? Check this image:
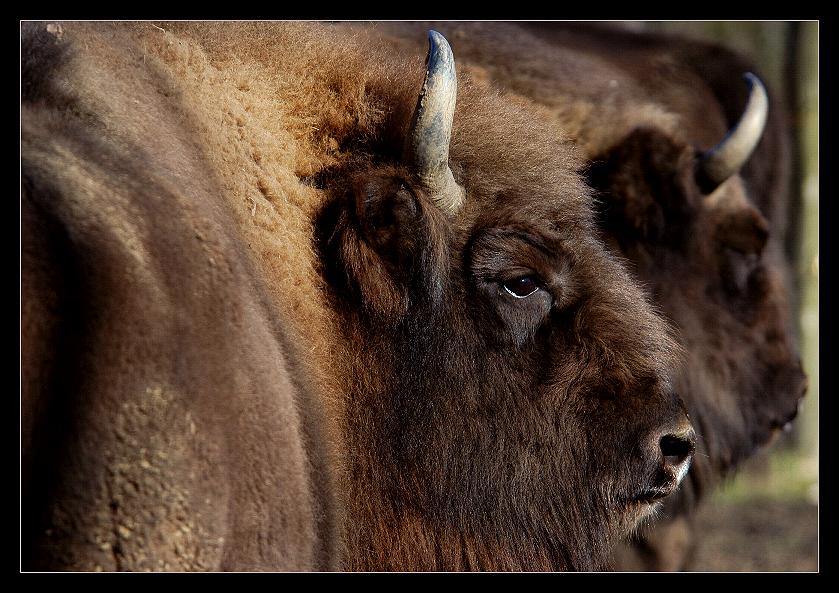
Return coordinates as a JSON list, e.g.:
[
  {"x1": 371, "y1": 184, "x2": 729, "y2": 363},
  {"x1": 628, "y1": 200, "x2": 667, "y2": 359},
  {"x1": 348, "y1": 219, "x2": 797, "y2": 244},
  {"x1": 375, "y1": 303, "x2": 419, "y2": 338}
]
[
  {"x1": 353, "y1": 175, "x2": 424, "y2": 273},
  {"x1": 318, "y1": 171, "x2": 449, "y2": 321},
  {"x1": 715, "y1": 206, "x2": 769, "y2": 255},
  {"x1": 353, "y1": 173, "x2": 452, "y2": 314},
  {"x1": 586, "y1": 127, "x2": 699, "y2": 247}
]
